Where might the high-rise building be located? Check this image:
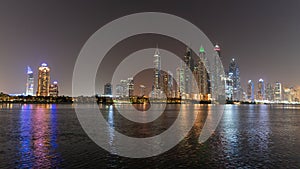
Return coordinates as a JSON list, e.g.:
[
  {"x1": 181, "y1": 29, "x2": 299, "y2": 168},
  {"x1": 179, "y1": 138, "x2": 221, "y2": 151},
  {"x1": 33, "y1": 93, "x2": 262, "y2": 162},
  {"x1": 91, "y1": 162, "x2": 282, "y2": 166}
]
[
  {"x1": 127, "y1": 77, "x2": 134, "y2": 97},
  {"x1": 36, "y1": 63, "x2": 50, "y2": 96},
  {"x1": 104, "y1": 83, "x2": 112, "y2": 95},
  {"x1": 257, "y1": 78, "x2": 265, "y2": 100},
  {"x1": 167, "y1": 71, "x2": 174, "y2": 98},
  {"x1": 183, "y1": 47, "x2": 194, "y2": 95},
  {"x1": 26, "y1": 66, "x2": 34, "y2": 96},
  {"x1": 194, "y1": 46, "x2": 209, "y2": 100},
  {"x1": 176, "y1": 62, "x2": 185, "y2": 98},
  {"x1": 214, "y1": 44, "x2": 221, "y2": 58},
  {"x1": 228, "y1": 58, "x2": 241, "y2": 101},
  {"x1": 282, "y1": 87, "x2": 298, "y2": 102},
  {"x1": 265, "y1": 83, "x2": 274, "y2": 101},
  {"x1": 153, "y1": 47, "x2": 161, "y2": 95},
  {"x1": 274, "y1": 82, "x2": 282, "y2": 102},
  {"x1": 49, "y1": 81, "x2": 59, "y2": 97},
  {"x1": 224, "y1": 75, "x2": 233, "y2": 101},
  {"x1": 115, "y1": 80, "x2": 129, "y2": 97},
  {"x1": 247, "y1": 80, "x2": 255, "y2": 102}
]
